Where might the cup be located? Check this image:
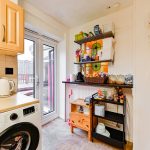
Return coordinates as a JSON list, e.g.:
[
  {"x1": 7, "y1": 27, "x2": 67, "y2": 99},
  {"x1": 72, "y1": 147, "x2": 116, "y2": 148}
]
[{"x1": 70, "y1": 74, "x2": 76, "y2": 82}]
